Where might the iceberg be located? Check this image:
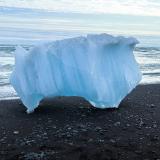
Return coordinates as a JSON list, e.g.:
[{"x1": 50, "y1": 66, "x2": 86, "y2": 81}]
[{"x1": 10, "y1": 34, "x2": 142, "y2": 113}]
